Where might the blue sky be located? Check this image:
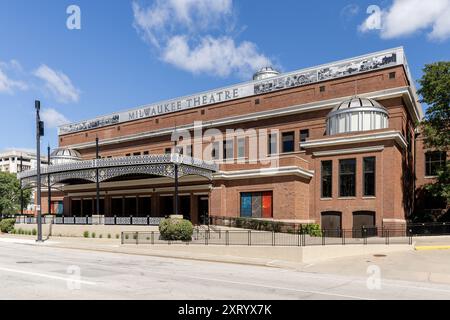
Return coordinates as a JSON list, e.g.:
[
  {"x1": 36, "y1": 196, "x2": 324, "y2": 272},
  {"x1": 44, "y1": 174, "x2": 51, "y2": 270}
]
[{"x1": 0, "y1": 0, "x2": 449, "y2": 152}]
